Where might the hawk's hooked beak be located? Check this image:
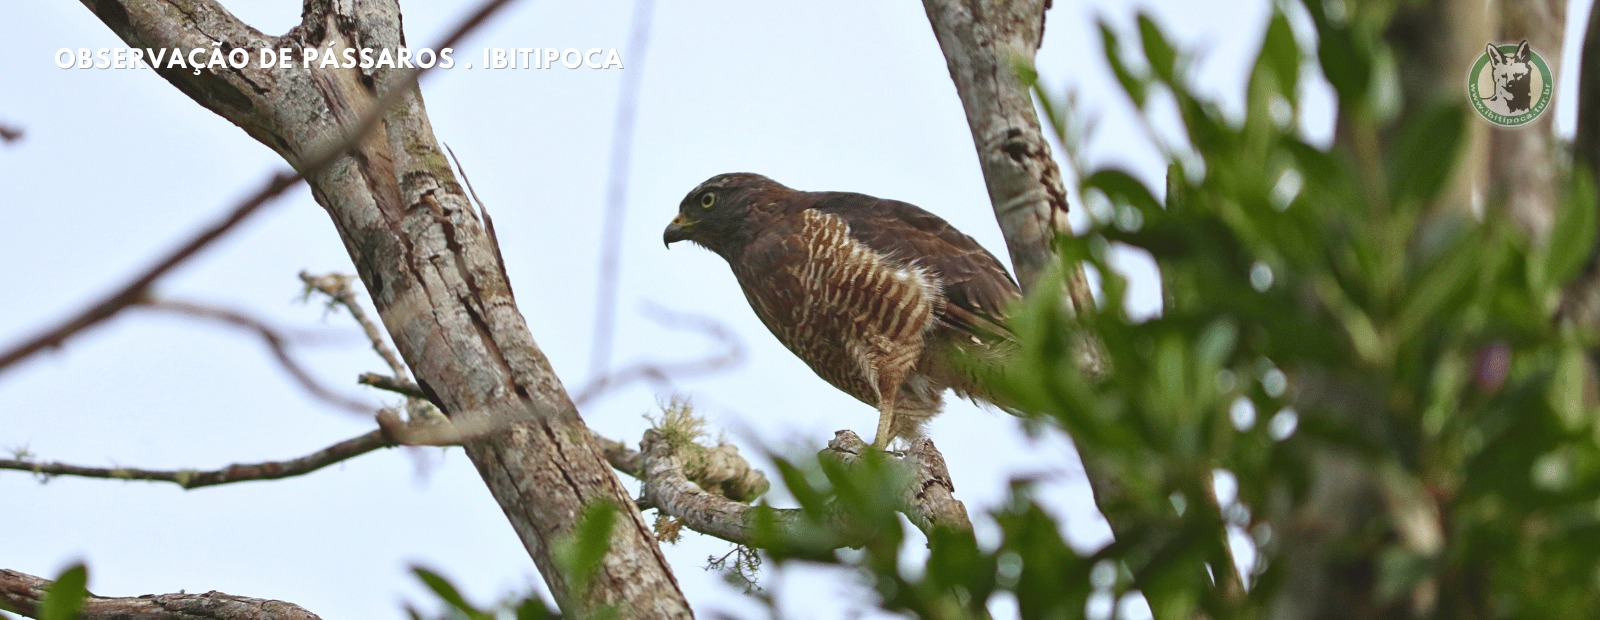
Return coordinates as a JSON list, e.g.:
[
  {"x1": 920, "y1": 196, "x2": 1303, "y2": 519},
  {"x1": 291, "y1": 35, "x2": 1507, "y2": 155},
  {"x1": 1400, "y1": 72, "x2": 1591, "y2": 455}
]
[{"x1": 663, "y1": 213, "x2": 694, "y2": 248}]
